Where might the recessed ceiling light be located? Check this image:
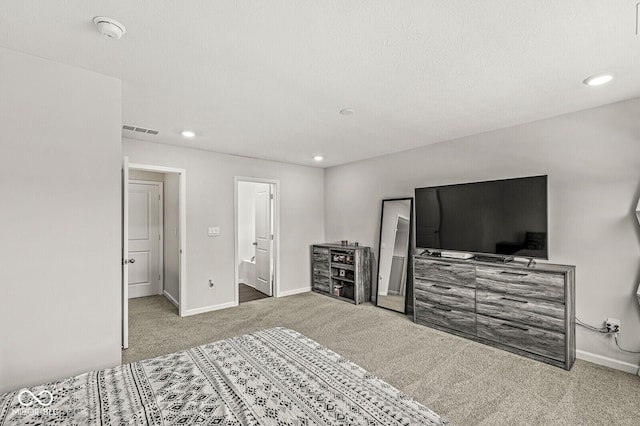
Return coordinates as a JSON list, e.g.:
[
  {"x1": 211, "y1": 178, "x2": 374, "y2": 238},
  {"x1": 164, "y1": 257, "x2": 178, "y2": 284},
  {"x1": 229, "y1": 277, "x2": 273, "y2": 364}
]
[
  {"x1": 583, "y1": 73, "x2": 613, "y2": 86},
  {"x1": 181, "y1": 130, "x2": 195, "y2": 138},
  {"x1": 313, "y1": 156, "x2": 323, "y2": 161},
  {"x1": 93, "y1": 17, "x2": 126, "y2": 39},
  {"x1": 339, "y1": 108, "x2": 355, "y2": 115}
]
